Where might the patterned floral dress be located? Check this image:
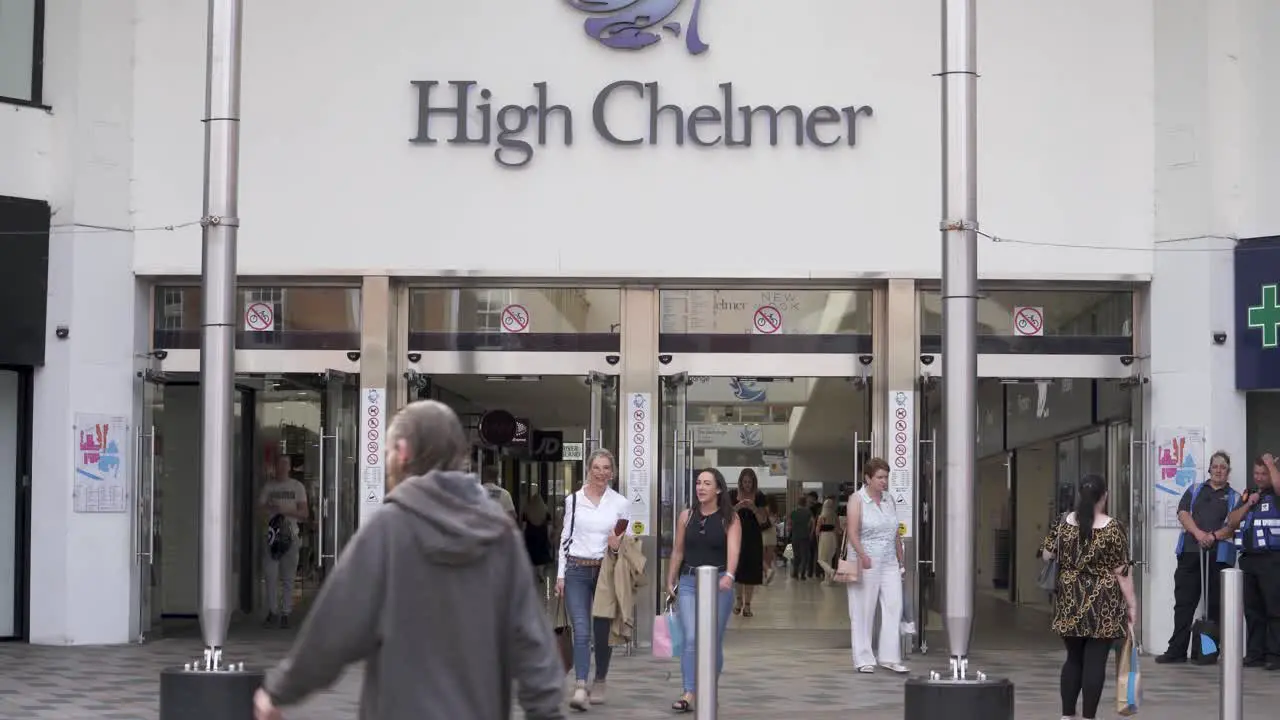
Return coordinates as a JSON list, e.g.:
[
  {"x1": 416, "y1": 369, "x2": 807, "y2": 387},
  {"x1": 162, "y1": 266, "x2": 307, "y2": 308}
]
[{"x1": 1040, "y1": 517, "x2": 1131, "y2": 639}]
